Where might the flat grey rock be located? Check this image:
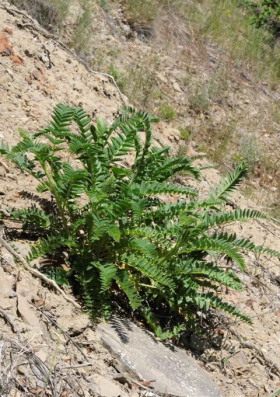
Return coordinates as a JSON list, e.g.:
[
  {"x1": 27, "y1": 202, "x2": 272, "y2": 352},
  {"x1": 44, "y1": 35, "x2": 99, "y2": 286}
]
[{"x1": 97, "y1": 318, "x2": 222, "y2": 397}]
